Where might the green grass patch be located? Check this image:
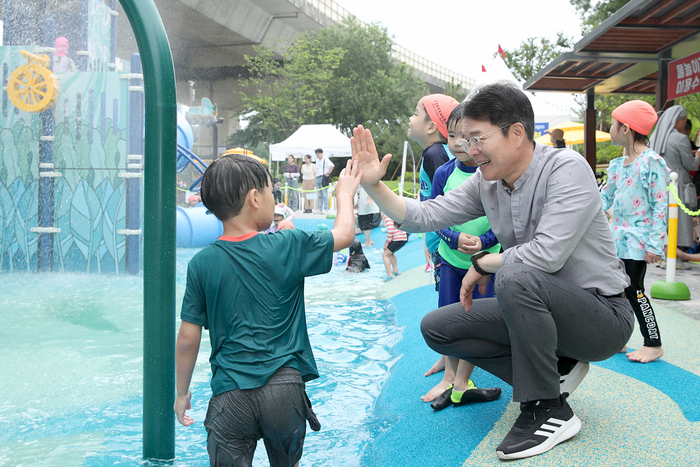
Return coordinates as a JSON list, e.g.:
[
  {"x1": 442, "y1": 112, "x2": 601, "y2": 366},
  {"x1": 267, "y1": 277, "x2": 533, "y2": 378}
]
[{"x1": 384, "y1": 178, "x2": 419, "y2": 198}]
